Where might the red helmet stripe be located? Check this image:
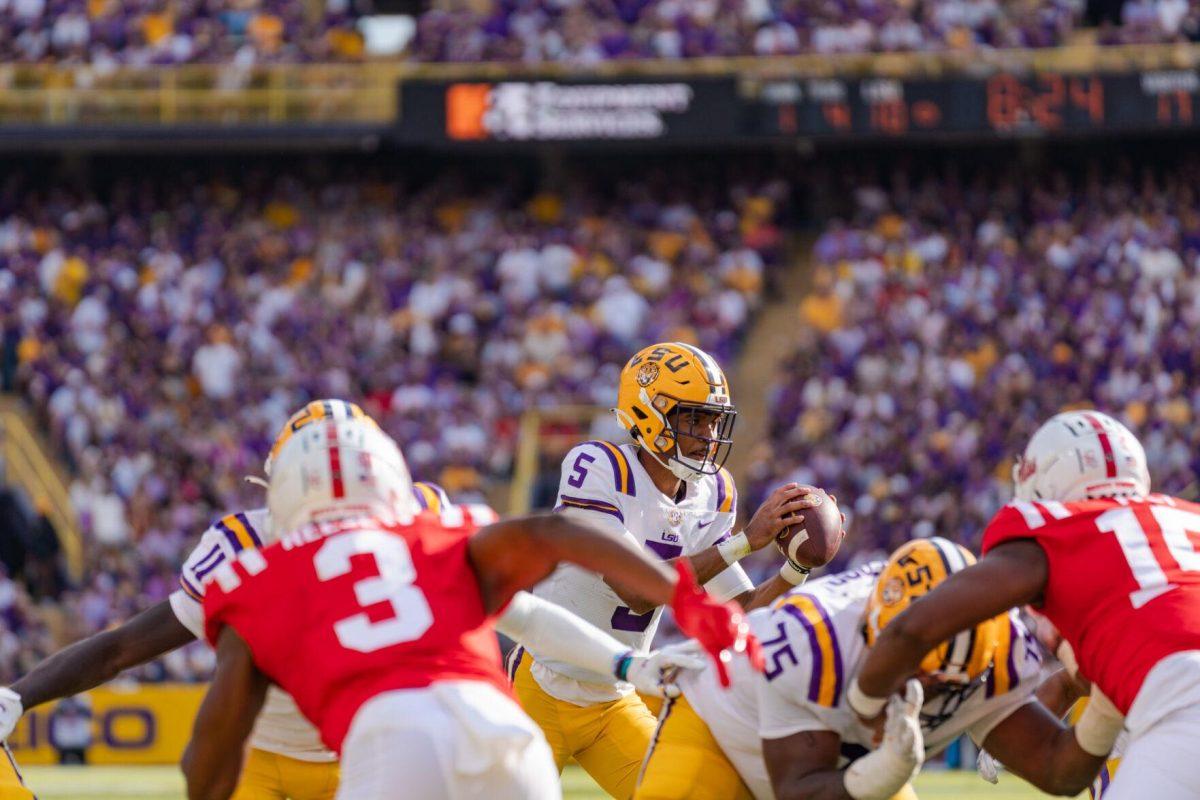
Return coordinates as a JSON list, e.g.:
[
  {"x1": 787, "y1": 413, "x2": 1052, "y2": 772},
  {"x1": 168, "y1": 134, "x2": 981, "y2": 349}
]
[
  {"x1": 1083, "y1": 413, "x2": 1118, "y2": 478},
  {"x1": 326, "y1": 423, "x2": 345, "y2": 499}
]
